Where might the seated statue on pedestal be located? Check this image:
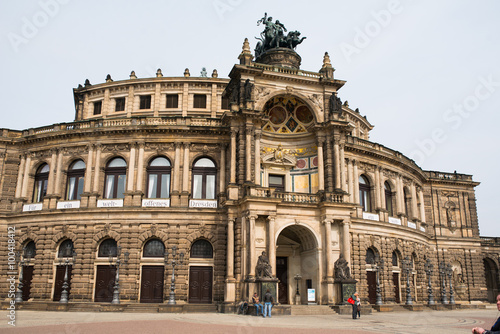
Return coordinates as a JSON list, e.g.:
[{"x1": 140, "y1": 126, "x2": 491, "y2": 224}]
[
  {"x1": 334, "y1": 253, "x2": 352, "y2": 282},
  {"x1": 256, "y1": 251, "x2": 273, "y2": 279}
]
